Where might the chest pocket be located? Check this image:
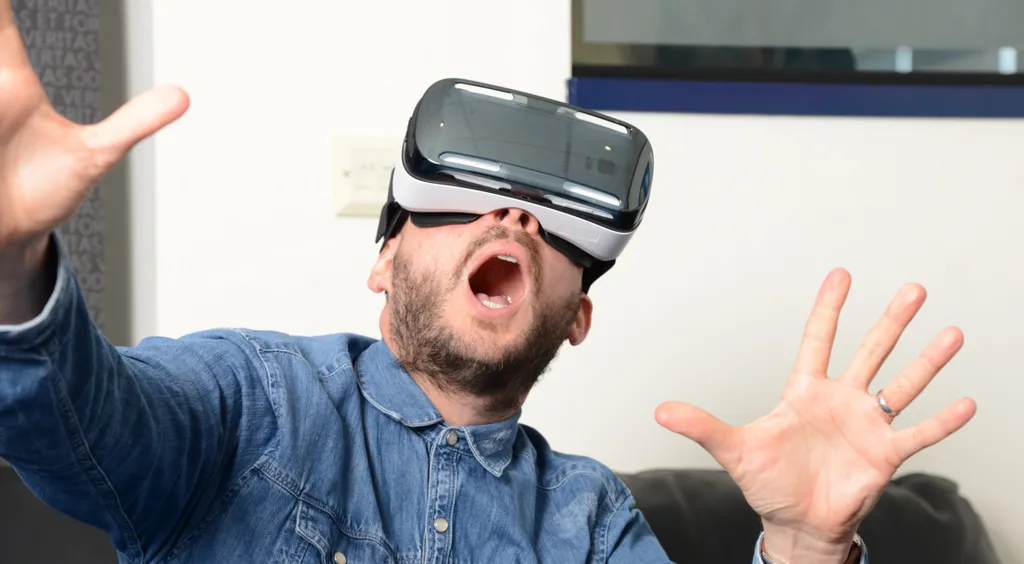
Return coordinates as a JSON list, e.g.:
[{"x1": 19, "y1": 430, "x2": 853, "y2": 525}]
[{"x1": 296, "y1": 500, "x2": 395, "y2": 564}]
